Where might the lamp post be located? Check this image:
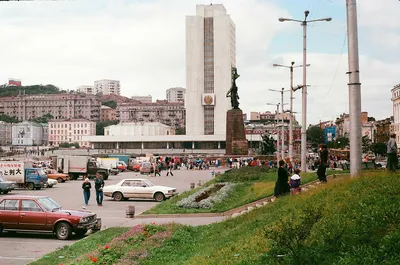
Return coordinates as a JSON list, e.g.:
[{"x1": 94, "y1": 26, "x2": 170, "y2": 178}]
[
  {"x1": 267, "y1": 103, "x2": 280, "y2": 162},
  {"x1": 273, "y1": 62, "x2": 310, "y2": 161},
  {"x1": 278, "y1": 11, "x2": 332, "y2": 172},
  {"x1": 269, "y1": 88, "x2": 289, "y2": 159}
]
